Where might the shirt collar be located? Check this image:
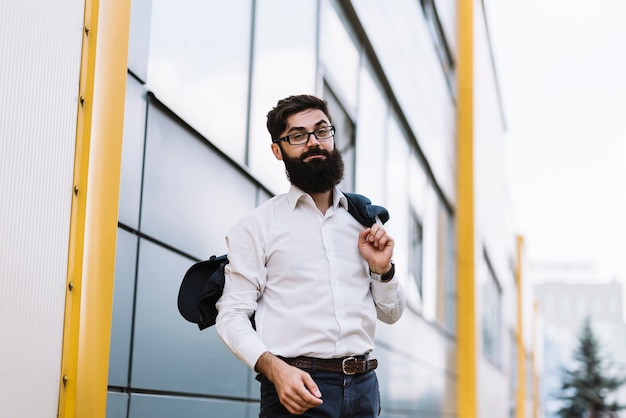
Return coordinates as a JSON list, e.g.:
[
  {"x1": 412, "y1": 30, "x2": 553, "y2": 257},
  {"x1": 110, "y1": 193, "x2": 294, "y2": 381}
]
[{"x1": 286, "y1": 185, "x2": 348, "y2": 211}]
